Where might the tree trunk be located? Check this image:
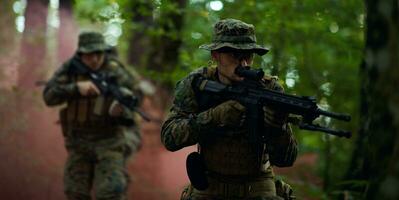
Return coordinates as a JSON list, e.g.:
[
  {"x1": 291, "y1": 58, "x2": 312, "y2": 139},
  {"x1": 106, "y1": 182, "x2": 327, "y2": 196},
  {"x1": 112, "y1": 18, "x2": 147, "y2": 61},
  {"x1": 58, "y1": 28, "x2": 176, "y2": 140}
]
[
  {"x1": 58, "y1": 0, "x2": 78, "y2": 63},
  {"x1": 0, "y1": 0, "x2": 18, "y2": 136},
  {"x1": 346, "y1": 0, "x2": 399, "y2": 199},
  {"x1": 271, "y1": 15, "x2": 286, "y2": 76},
  {"x1": 127, "y1": 0, "x2": 155, "y2": 69},
  {"x1": 18, "y1": 0, "x2": 49, "y2": 89},
  {"x1": 125, "y1": 3, "x2": 192, "y2": 199},
  {"x1": 147, "y1": 0, "x2": 187, "y2": 73},
  {"x1": 0, "y1": 0, "x2": 18, "y2": 88}
]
